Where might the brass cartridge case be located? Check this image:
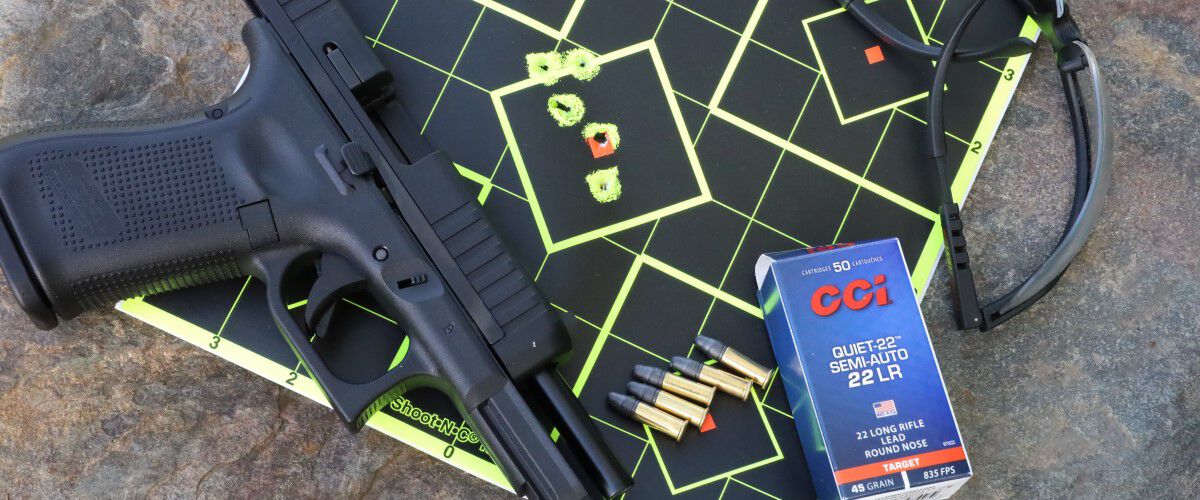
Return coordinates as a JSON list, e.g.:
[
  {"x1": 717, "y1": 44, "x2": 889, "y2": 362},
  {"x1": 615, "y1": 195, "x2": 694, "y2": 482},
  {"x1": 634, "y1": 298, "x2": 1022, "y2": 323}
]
[
  {"x1": 650, "y1": 389, "x2": 708, "y2": 427},
  {"x1": 633, "y1": 364, "x2": 717, "y2": 406},
  {"x1": 661, "y1": 372, "x2": 717, "y2": 406},
  {"x1": 694, "y1": 335, "x2": 772, "y2": 387},
  {"x1": 608, "y1": 392, "x2": 688, "y2": 441},
  {"x1": 632, "y1": 401, "x2": 688, "y2": 440},
  {"x1": 627, "y1": 381, "x2": 708, "y2": 427},
  {"x1": 672, "y1": 356, "x2": 752, "y2": 400},
  {"x1": 698, "y1": 364, "x2": 752, "y2": 400},
  {"x1": 718, "y1": 348, "x2": 772, "y2": 388}
]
